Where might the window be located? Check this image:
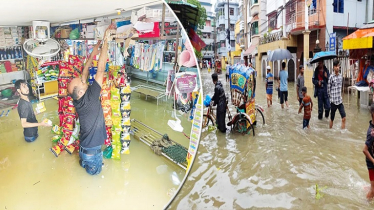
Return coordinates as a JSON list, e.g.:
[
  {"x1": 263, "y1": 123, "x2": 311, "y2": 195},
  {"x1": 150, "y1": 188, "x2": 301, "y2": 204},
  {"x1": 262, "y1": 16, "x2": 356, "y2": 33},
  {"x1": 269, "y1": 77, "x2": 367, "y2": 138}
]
[
  {"x1": 333, "y1": 0, "x2": 344, "y2": 13},
  {"x1": 230, "y1": 8, "x2": 234, "y2": 16},
  {"x1": 251, "y1": 0, "x2": 258, "y2": 5},
  {"x1": 309, "y1": 0, "x2": 317, "y2": 15},
  {"x1": 206, "y1": 20, "x2": 211, "y2": 27},
  {"x1": 231, "y1": 40, "x2": 235, "y2": 48},
  {"x1": 230, "y1": 24, "x2": 235, "y2": 31},
  {"x1": 251, "y1": 21, "x2": 259, "y2": 35},
  {"x1": 268, "y1": 12, "x2": 277, "y2": 31}
]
